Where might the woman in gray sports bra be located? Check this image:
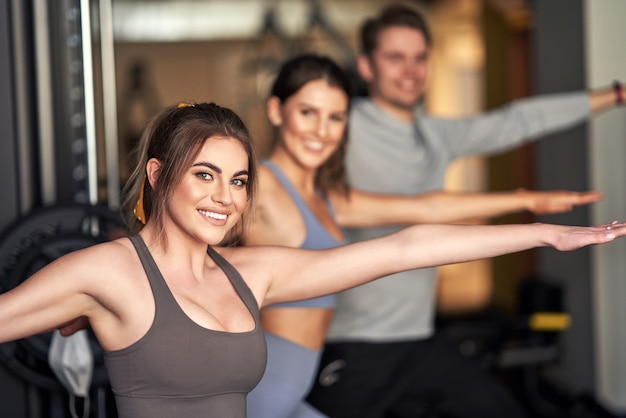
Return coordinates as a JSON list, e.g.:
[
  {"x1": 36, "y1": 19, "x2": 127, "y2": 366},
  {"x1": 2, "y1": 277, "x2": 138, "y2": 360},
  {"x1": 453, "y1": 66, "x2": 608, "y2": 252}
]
[
  {"x1": 0, "y1": 101, "x2": 622, "y2": 418},
  {"x1": 244, "y1": 54, "x2": 607, "y2": 418}
]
